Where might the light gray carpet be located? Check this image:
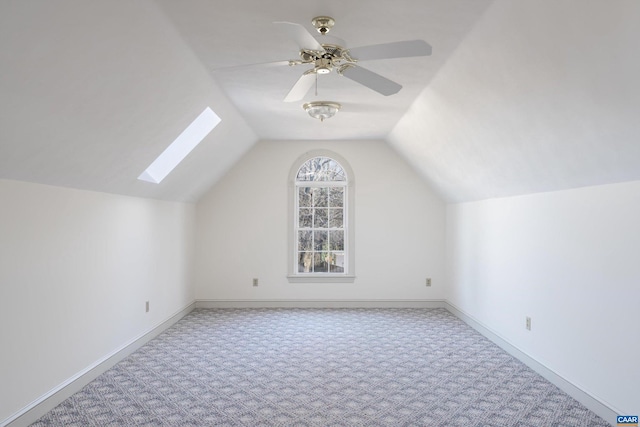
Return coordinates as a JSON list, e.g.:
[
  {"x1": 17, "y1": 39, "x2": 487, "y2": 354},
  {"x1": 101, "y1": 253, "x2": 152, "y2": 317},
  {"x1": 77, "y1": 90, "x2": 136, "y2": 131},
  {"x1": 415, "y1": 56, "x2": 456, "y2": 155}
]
[{"x1": 32, "y1": 308, "x2": 609, "y2": 426}]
